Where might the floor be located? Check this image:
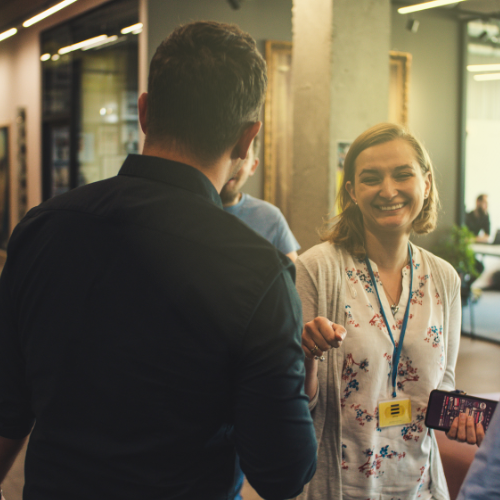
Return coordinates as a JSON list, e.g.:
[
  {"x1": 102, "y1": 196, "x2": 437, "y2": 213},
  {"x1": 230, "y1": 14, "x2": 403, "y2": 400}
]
[{"x1": 2, "y1": 336, "x2": 498, "y2": 500}]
